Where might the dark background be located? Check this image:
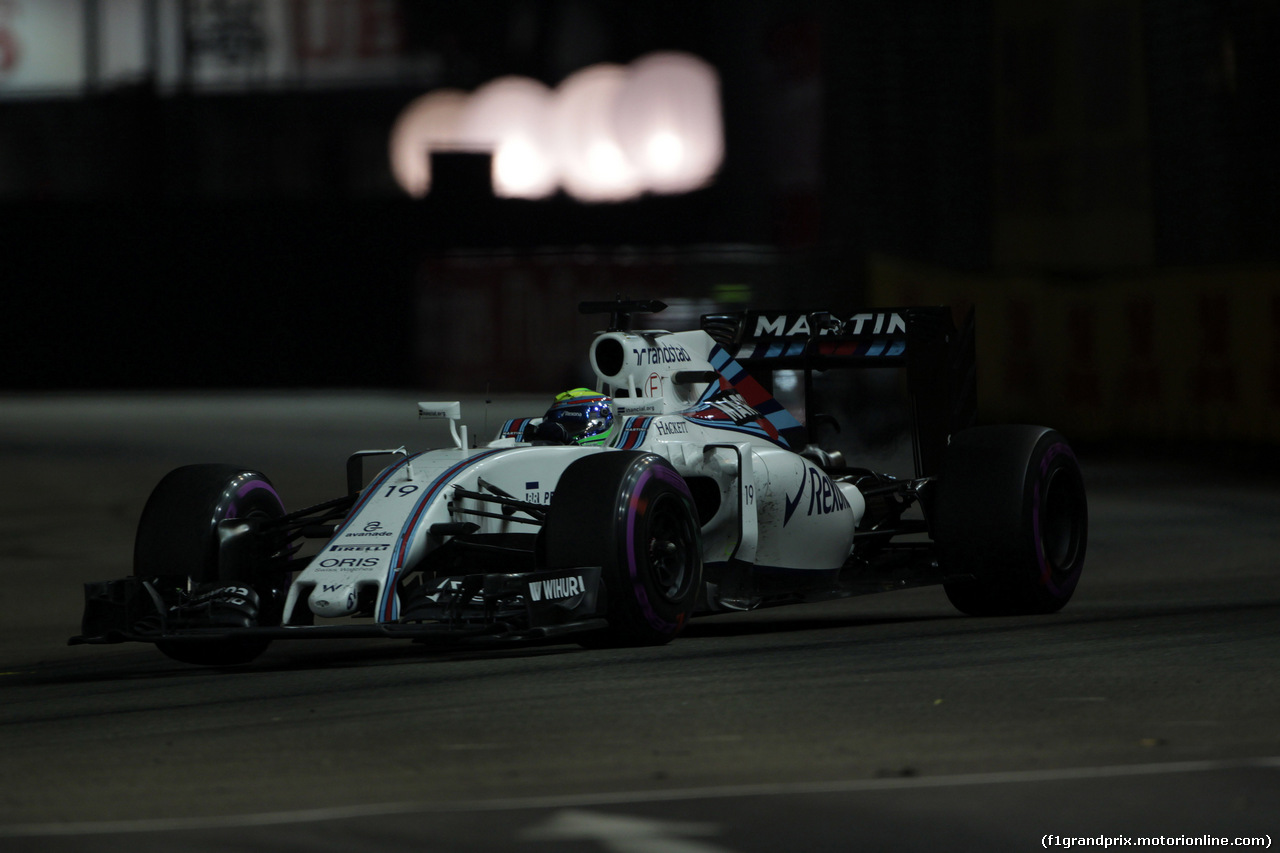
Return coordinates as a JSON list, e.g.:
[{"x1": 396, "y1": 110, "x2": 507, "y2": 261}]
[
  {"x1": 3, "y1": 7, "x2": 1280, "y2": 842},
  {"x1": 2, "y1": 0, "x2": 1277, "y2": 393}
]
